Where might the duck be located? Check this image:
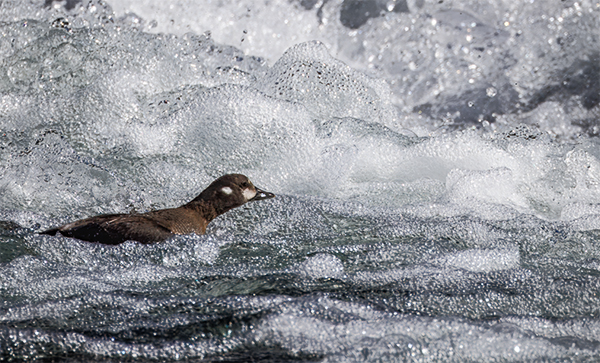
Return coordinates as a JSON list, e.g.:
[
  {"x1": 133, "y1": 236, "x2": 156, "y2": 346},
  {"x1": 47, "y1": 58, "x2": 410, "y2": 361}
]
[{"x1": 40, "y1": 174, "x2": 275, "y2": 244}]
